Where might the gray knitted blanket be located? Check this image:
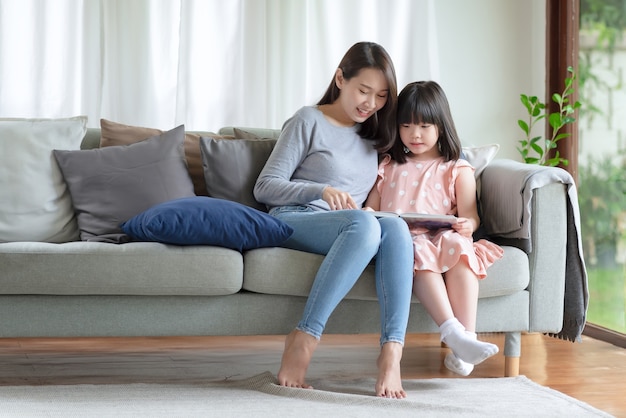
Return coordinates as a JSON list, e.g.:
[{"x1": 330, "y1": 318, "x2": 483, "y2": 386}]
[{"x1": 481, "y1": 160, "x2": 588, "y2": 342}]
